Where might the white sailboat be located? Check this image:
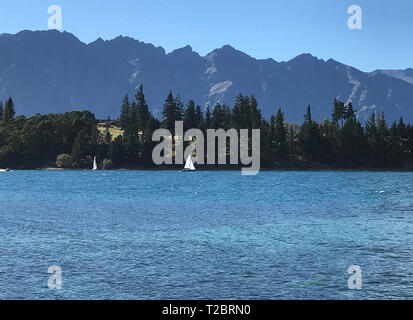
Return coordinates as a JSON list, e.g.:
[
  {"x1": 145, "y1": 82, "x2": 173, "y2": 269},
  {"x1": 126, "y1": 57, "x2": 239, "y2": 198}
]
[
  {"x1": 183, "y1": 154, "x2": 196, "y2": 172},
  {"x1": 92, "y1": 156, "x2": 98, "y2": 170}
]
